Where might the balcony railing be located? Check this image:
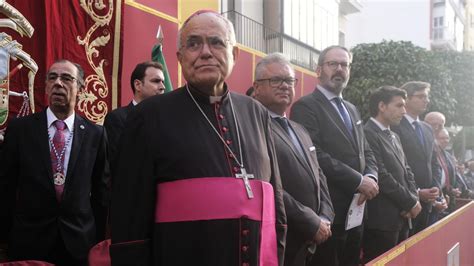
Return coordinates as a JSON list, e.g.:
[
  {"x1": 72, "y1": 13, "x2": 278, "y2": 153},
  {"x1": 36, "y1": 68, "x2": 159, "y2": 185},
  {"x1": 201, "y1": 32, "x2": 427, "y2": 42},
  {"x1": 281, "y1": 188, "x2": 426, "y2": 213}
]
[{"x1": 222, "y1": 11, "x2": 320, "y2": 71}]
